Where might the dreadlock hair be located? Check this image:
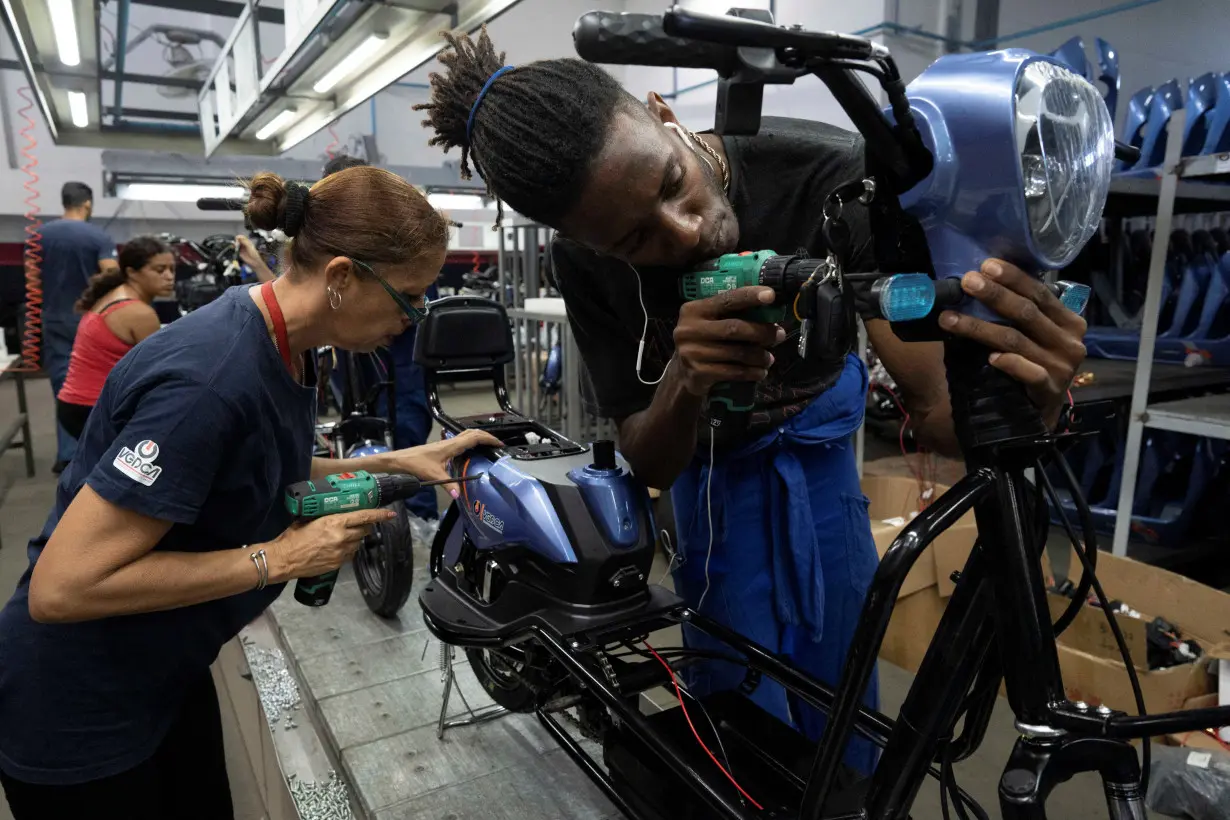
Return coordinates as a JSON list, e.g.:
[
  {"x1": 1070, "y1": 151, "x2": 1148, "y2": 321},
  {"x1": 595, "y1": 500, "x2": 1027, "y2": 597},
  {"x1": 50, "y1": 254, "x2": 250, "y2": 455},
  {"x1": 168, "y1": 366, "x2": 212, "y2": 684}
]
[{"x1": 415, "y1": 26, "x2": 642, "y2": 228}]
